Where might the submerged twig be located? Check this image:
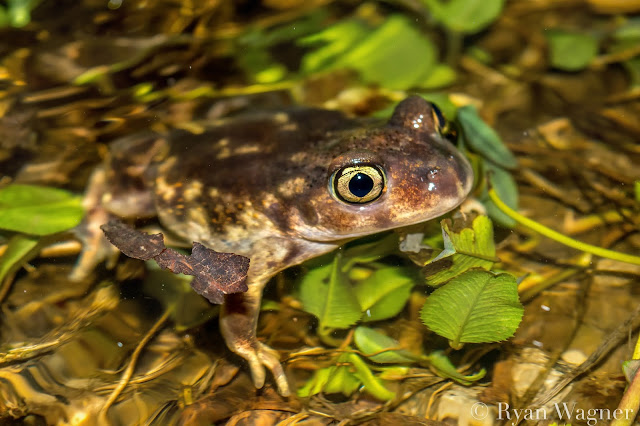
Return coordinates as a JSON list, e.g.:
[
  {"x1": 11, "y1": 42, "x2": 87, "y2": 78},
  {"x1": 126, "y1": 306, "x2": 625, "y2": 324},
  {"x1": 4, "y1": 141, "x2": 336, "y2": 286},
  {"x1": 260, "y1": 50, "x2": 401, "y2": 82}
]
[
  {"x1": 0, "y1": 286, "x2": 119, "y2": 365},
  {"x1": 99, "y1": 306, "x2": 173, "y2": 422}
]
